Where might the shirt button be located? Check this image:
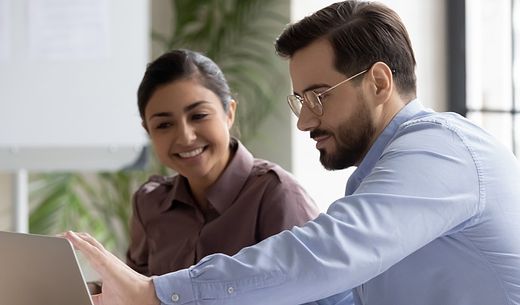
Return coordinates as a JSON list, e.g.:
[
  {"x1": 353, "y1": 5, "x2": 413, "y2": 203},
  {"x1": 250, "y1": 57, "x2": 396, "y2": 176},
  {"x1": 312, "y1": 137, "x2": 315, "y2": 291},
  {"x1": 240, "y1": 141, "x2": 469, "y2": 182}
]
[
  {"x1": 171, "y1": 293, "x2": 180, "y2": 302},
  {"x1": 227, "y1": 286, "x2": 234, "y2": 294}
]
